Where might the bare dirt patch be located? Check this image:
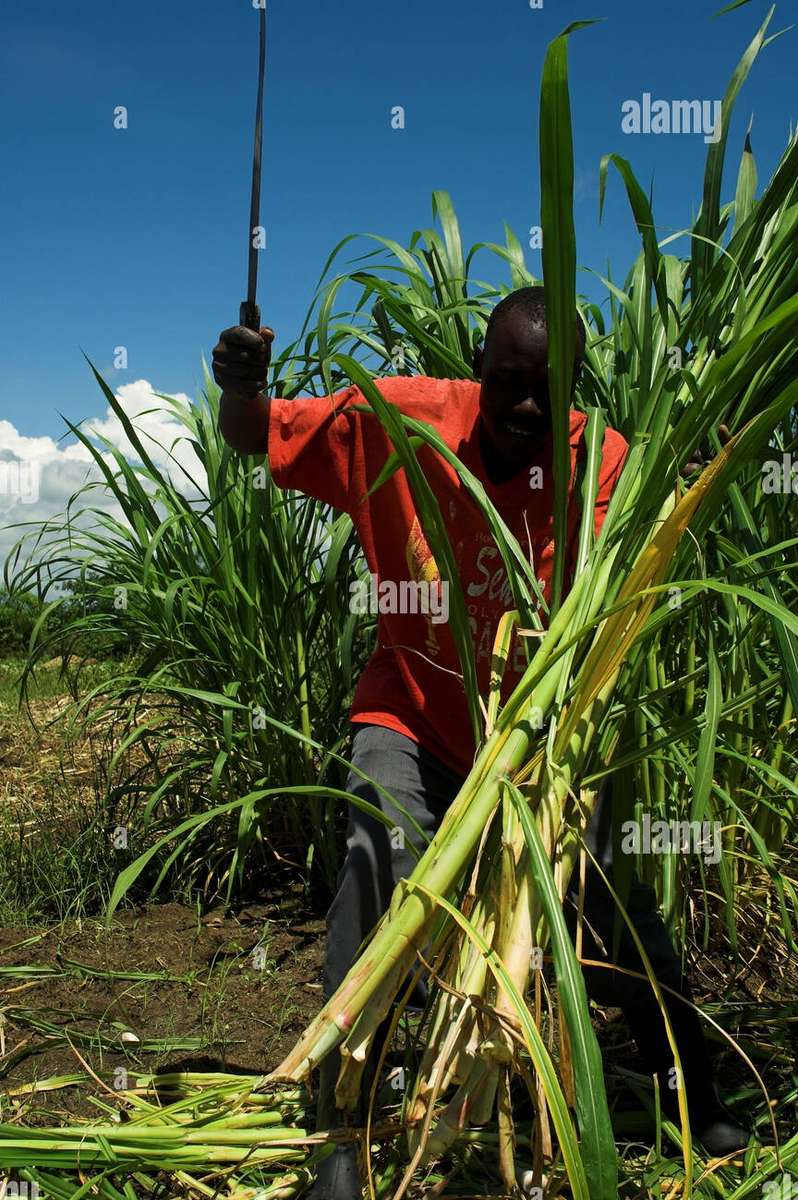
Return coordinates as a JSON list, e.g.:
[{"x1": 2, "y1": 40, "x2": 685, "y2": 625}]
[{"x1": 0, "y1": 884, "x2": 326, "y2": 1122}]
